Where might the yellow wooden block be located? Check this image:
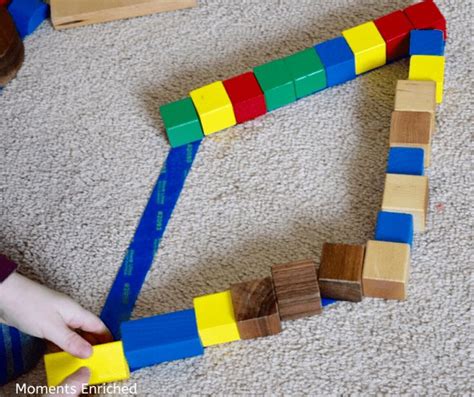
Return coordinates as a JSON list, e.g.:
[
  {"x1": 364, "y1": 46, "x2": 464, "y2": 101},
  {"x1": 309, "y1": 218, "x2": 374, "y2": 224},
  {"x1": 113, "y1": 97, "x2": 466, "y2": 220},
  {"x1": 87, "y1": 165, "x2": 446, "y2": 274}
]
[
  {"x1": 362, "y1": 240, "x2": 410, "y2": 300},
  {"x1": 382, "y1": 174, "x2": 429, "y2": 232},
  {"x1": 193, "y1": 290, "x2": 241, "y2": 347},
  {"x1": 44, "y1": 341, "x2": 130, "y2": 387},
  {"x1": 409, "y1": 55, "x2": 445, "y2": 104},
  {"x1": 342, "y1": 21, "x2": 386, "y2": 74},
  {"x1": 190, "y1": 81, "x2": 236, "y2": 135}
]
